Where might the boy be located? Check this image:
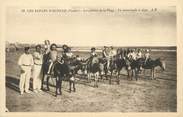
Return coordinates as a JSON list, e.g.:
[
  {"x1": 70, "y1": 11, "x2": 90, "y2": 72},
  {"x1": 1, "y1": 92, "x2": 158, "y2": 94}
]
[{"x1": 47, "y1": 43, "x2": 58, "y2": 75}]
